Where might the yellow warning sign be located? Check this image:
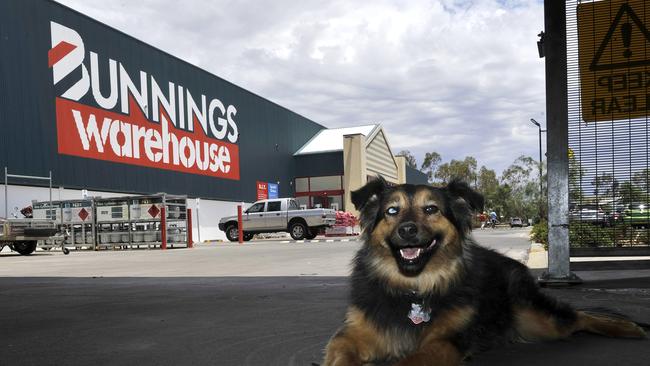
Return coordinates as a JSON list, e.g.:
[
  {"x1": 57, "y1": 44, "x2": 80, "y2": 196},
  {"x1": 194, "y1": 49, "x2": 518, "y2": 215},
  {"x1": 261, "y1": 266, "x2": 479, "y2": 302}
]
[{"x1": 578, "y1": 0, "x2": 650, "y2": 123}]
